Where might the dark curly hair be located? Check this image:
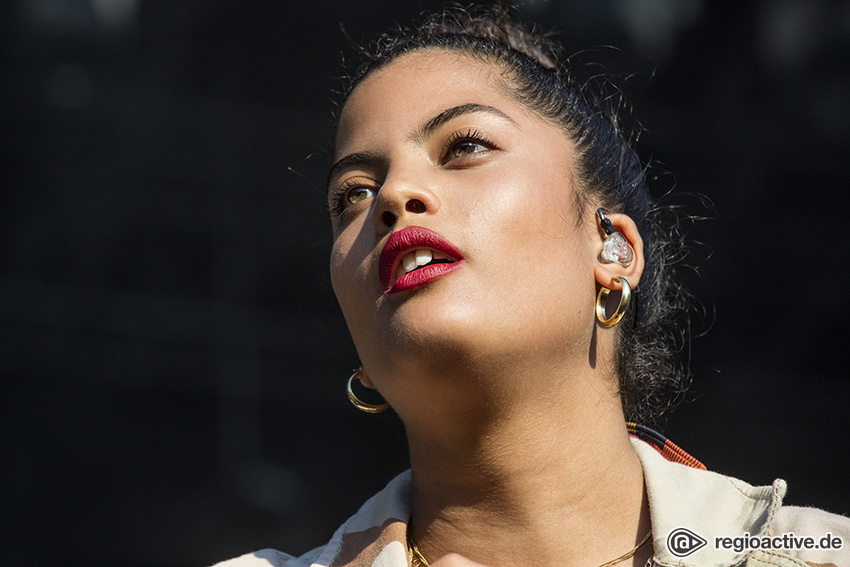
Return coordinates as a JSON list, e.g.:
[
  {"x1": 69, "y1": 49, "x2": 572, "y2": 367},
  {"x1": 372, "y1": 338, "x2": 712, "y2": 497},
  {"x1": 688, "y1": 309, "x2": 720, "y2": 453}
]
[{"x1": 332, "y1": 4, "x2": 692, "y2": 429}]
